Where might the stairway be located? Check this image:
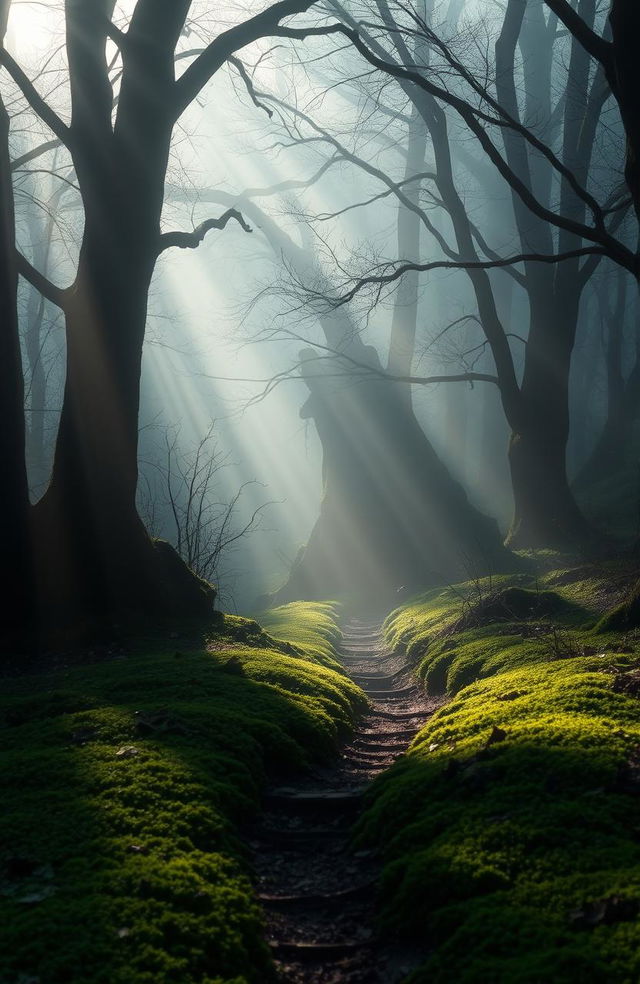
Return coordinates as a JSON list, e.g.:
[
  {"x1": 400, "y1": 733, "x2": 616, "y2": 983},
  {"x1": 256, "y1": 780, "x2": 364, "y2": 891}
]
[{"x1": 248, "y1": 618, "x2": 440, "y2": 983}]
